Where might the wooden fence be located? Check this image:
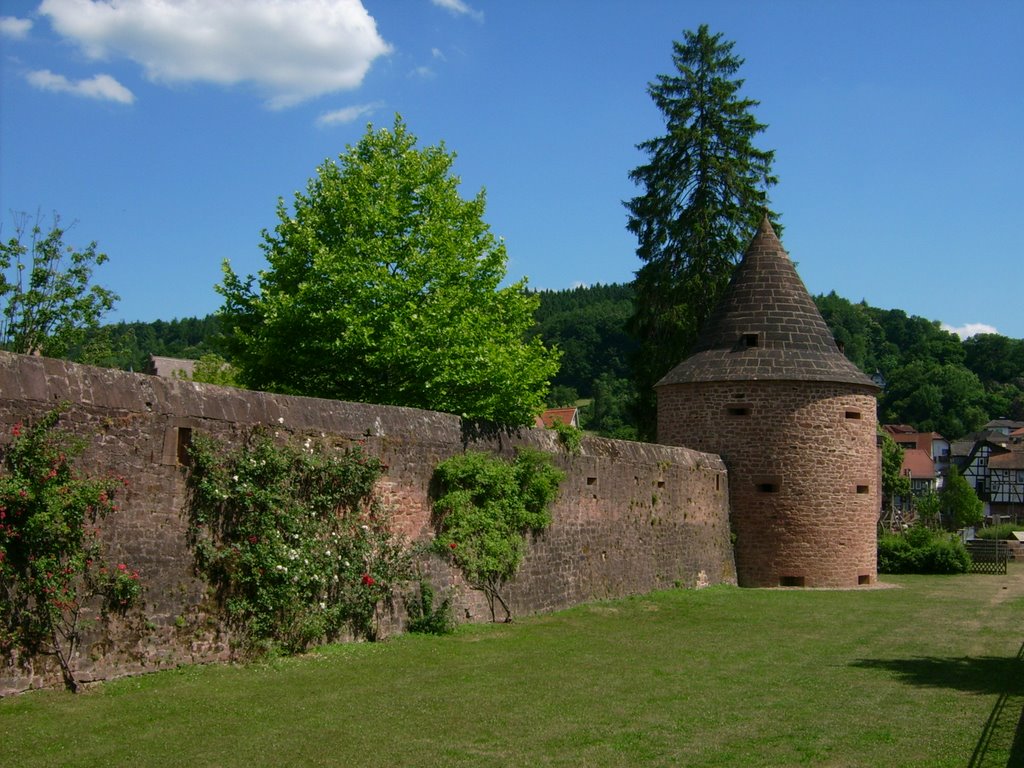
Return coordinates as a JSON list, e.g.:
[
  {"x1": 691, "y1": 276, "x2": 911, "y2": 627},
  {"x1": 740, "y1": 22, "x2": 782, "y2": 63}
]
[{"x1": 965, "y1": 539, "x2": 1009, "y2": 575}]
